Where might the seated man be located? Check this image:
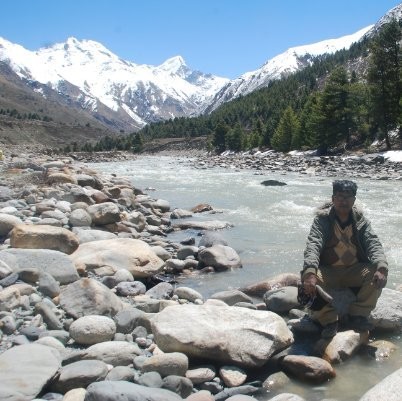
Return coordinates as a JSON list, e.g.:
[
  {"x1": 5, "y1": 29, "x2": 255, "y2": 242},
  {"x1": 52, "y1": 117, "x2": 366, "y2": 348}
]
[{"x1": 301, "y1": 180, "x2": 388, "y2": 338}]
